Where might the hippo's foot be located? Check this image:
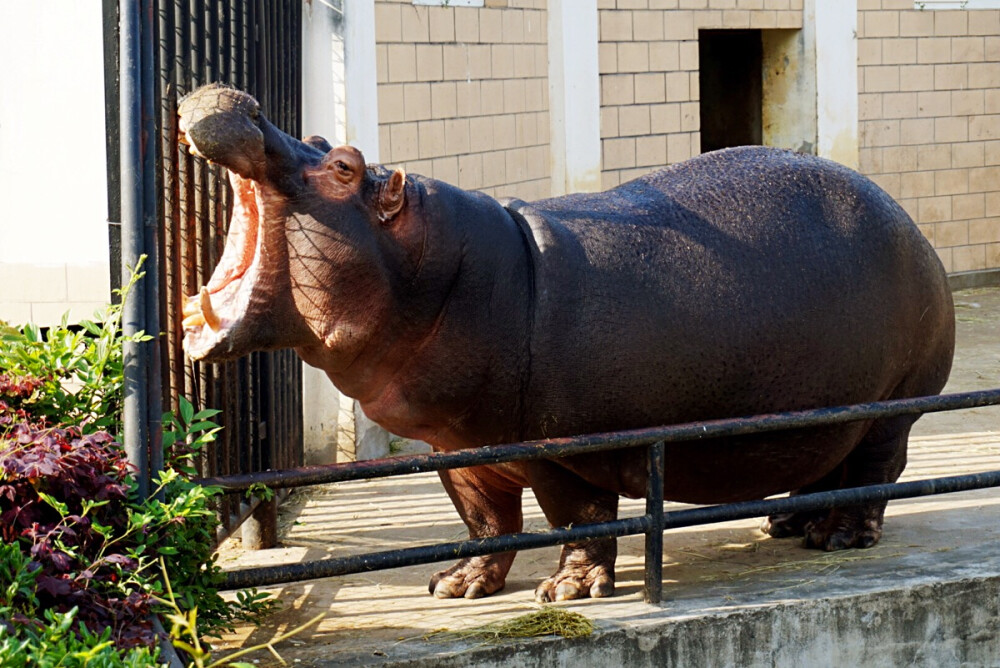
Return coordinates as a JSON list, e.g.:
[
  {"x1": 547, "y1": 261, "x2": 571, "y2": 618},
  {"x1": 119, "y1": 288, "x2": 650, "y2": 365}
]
[
  {"x1": 802, "y1": 510, "x2": 883, "y2": 551},
  {"x1": 429, "y1": 554, "x2": 514, "y2": 599},
  {"x1": 761, "y1": 510, "x2": 825, "y2": 538},
  {"x1": 534, "y1": 541, "x2": 616, "y2": 603}
]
